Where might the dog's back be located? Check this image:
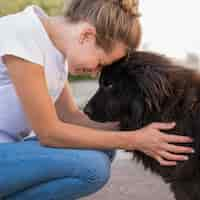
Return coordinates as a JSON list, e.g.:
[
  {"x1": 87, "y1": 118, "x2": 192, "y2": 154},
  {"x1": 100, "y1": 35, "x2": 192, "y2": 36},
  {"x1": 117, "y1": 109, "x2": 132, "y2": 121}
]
[{"x1": 120, "y1": 52, "x2": 200, "y2": 199}]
